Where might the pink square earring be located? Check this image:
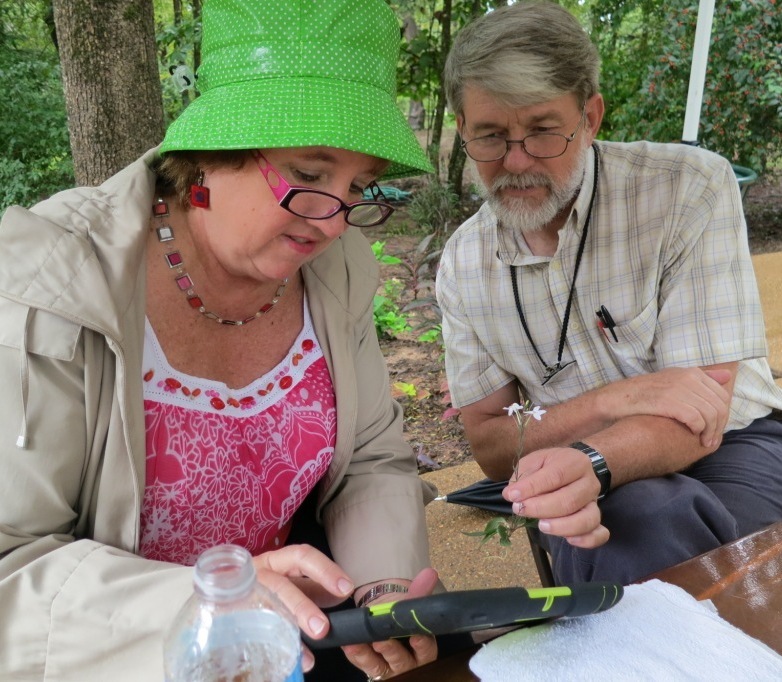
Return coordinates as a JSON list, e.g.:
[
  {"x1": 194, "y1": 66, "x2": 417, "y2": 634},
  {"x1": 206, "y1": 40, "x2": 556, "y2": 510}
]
[{"x1": 190, "y1": 170, "x2": 210, "y2": 208}]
